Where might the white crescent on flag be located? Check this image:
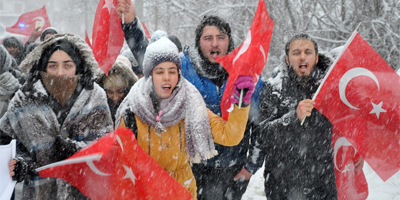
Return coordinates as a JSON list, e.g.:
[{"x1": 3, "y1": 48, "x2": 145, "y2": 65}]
[
  {"x1": 333, "y1": 137, "x2": 357, "y2": 173},
  {"x1": 32, "y1": 17, "x2": 45, "y2": 26},
  {"x1": 339, "y1": 67, "x2": 380, "y2": 110}
]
